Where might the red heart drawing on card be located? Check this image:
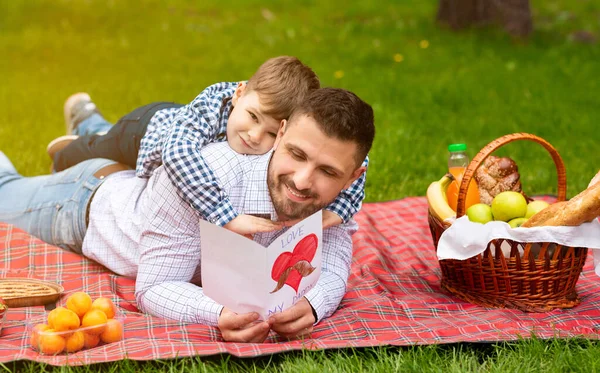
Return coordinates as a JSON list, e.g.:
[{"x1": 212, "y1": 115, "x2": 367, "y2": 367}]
[{"x1": 270, "y1": 234, "x2": 318, "y2": 293}]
